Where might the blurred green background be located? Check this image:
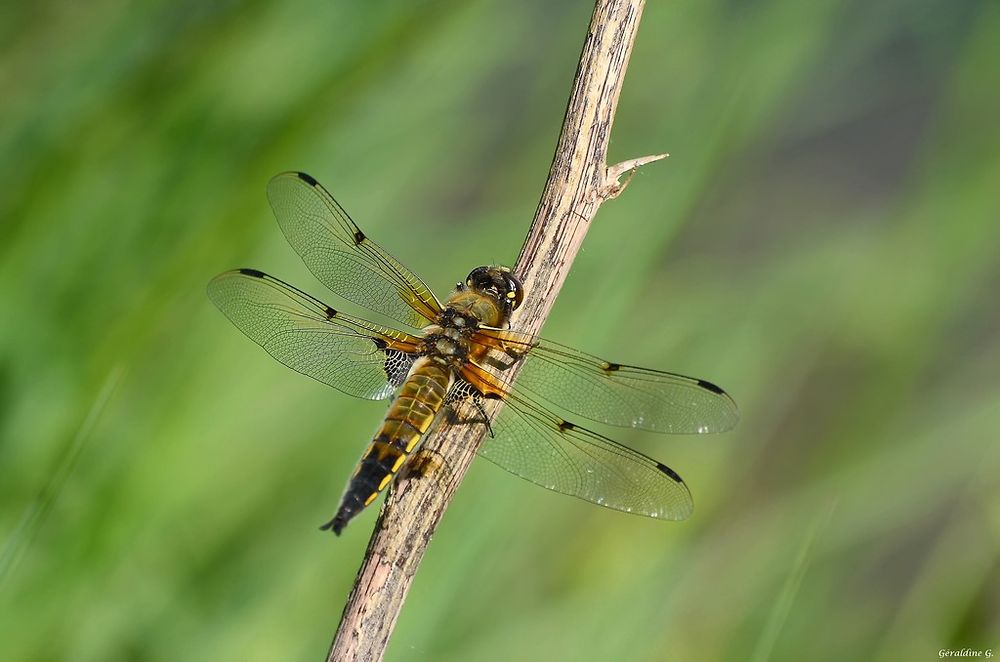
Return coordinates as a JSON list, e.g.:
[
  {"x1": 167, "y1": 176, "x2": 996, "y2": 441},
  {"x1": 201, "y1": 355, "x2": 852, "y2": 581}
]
[{"x1": 2, "y1": 0, "x2": 998, "y2": 660}]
